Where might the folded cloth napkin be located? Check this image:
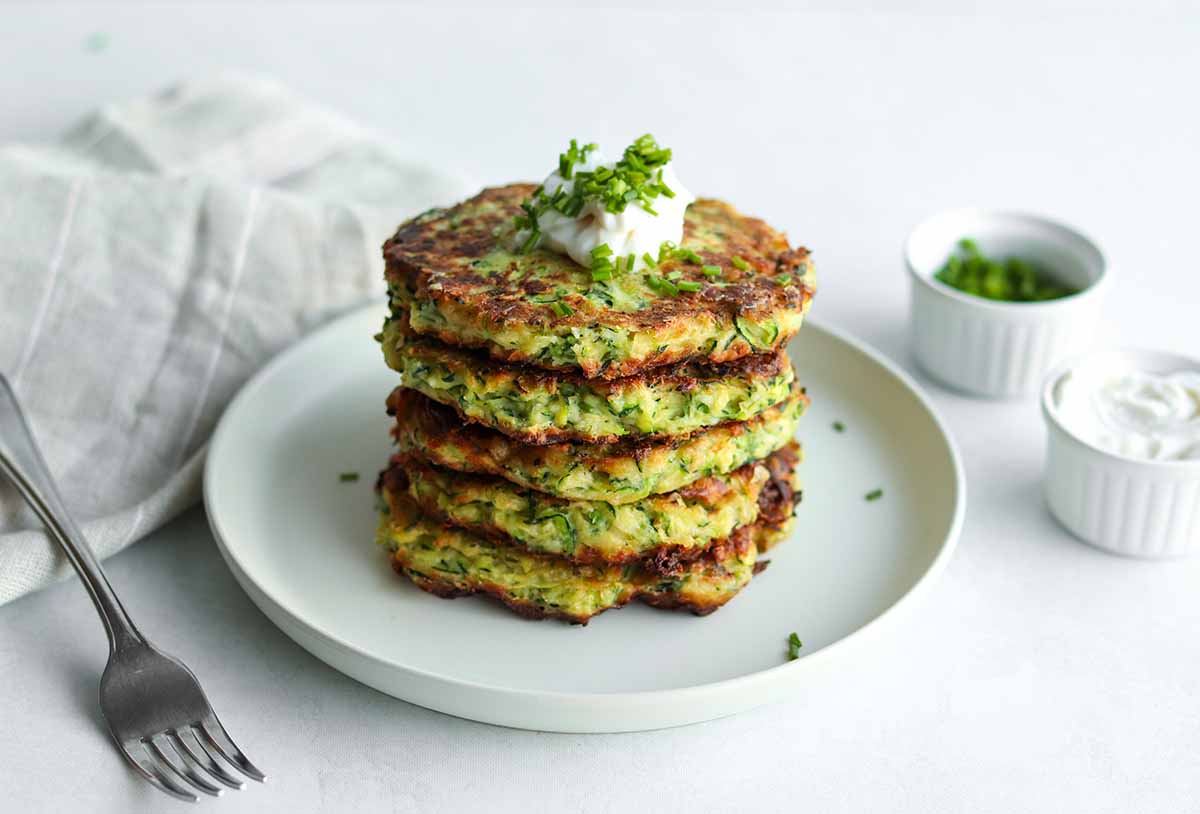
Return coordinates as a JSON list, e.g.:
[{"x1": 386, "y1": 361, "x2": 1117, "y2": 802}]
[{"x1": 0, "y1": 74, "x2": 472, "y2": 605}]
